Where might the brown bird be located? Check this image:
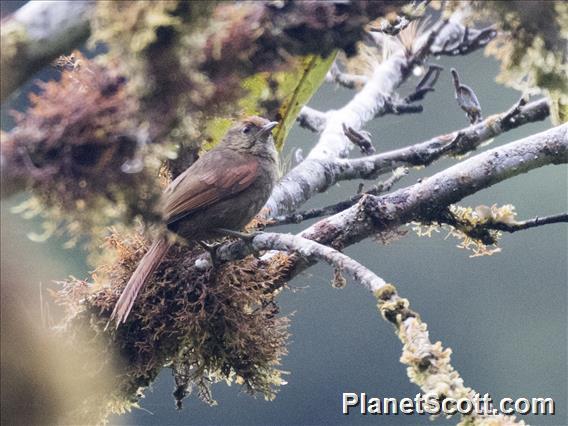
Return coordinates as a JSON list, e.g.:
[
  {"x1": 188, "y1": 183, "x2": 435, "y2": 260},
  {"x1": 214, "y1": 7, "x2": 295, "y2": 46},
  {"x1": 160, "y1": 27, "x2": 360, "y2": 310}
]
[{"x1": 110, "y1": 116, "x2": 279, "y2": 326}]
